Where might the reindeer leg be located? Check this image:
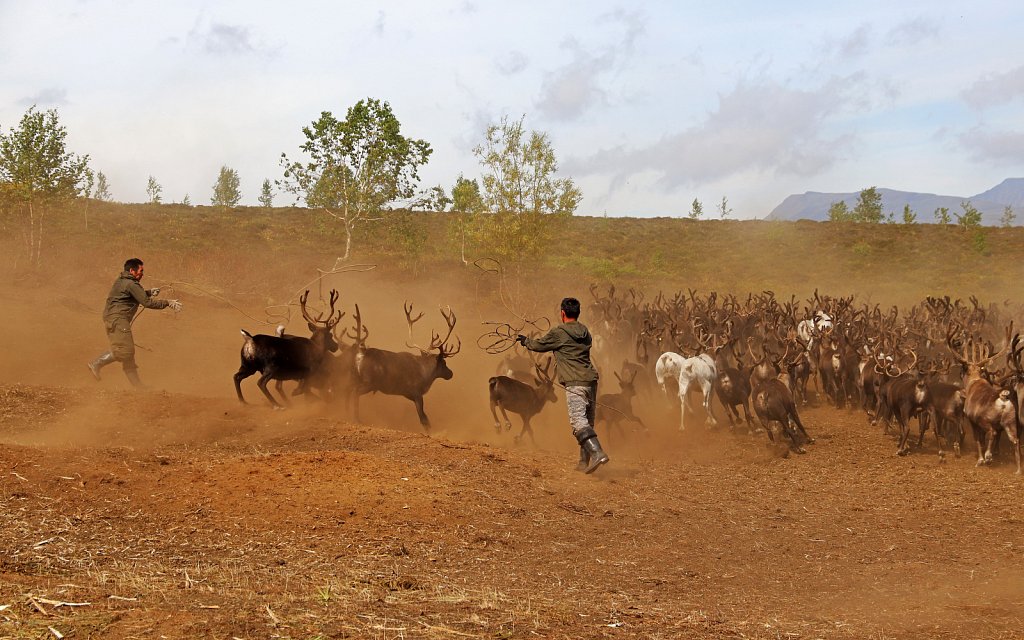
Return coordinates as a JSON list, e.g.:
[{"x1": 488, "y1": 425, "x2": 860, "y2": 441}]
[
  {"x1": 783, "y1": 418, "x2": 806, "y2": 454},
  {"x1": 895, "y1": 407, "x2": 910, "y2": 456},
  {"x1": 276, "y1": 380, "x2": 292, "y2": 405},
  {"x1": 518, "y1": 416, "x2": 536, "y2": 447},
  {"x1": 702, "y1": 378, "x2": 718, "y2": 427},
  {"x1": 983, "y1": 426, "x2": 997, "y2": 465},
  {"x1": 233, "y1": 366, "x2": 257, "y2": 404},
  {"x1": 256, "y1": 372, "x2": 283, "y2": 409},
  {"x1": 489, "y1": 400, "x2": 503, "y2": 433},
  {"x1": 790, "y1": 407, "x2": 814, "y2": 444},
  {"x1": 678, "y1": 379, "x2": 691, "y2": 432},
  {"x1": 1003, "y1": 424, "x2": 1022, "y2": 475},
  {"x1": 412, "y1": 395, "x2": 431, "y2": 430}
]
